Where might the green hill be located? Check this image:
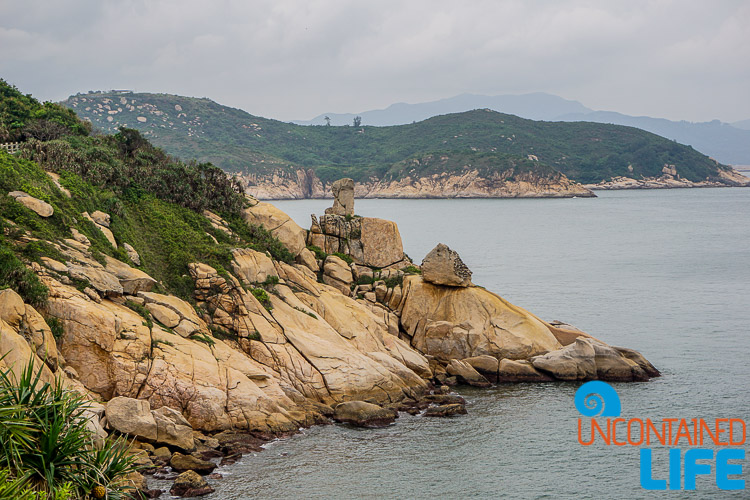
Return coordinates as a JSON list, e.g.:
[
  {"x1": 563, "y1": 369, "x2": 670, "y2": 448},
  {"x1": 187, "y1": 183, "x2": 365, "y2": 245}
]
[{"x1": 62, "y1": 91, "x2": 734, "y2": 185}]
